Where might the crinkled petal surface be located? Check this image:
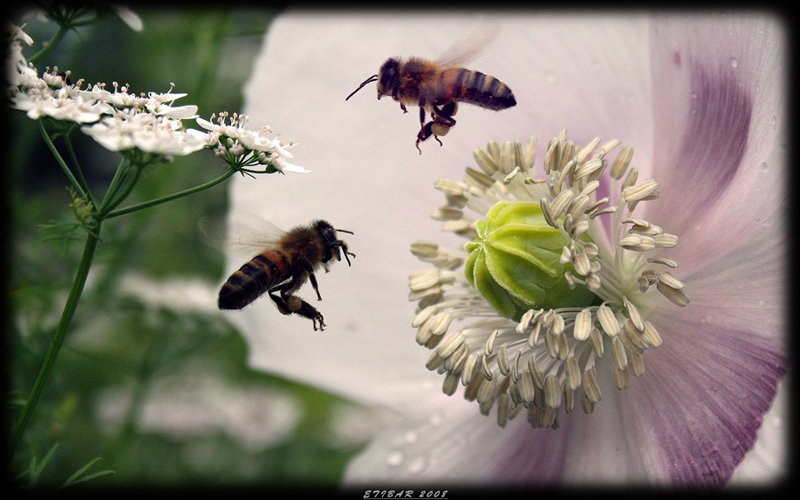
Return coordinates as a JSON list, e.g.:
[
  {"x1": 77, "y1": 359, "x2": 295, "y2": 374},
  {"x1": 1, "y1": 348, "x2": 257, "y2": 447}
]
[{"x1": 232, "y1": 10, "x2": 787, "y2": 485}]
